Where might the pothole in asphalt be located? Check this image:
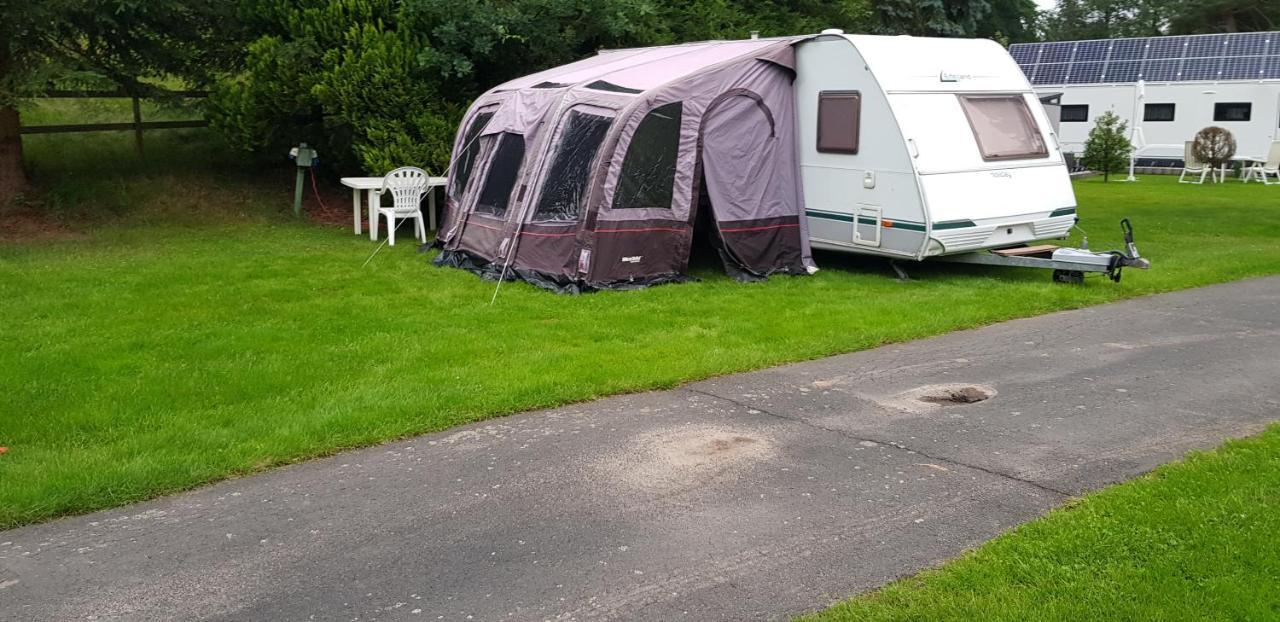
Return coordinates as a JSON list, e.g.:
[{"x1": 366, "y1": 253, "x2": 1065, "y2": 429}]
[
  {"x1": 917, "y1": 386, "x2": 992, "y2": 404},
  {"x1": 872, "y1": 383, "x2": 998, "y2": 414}
]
